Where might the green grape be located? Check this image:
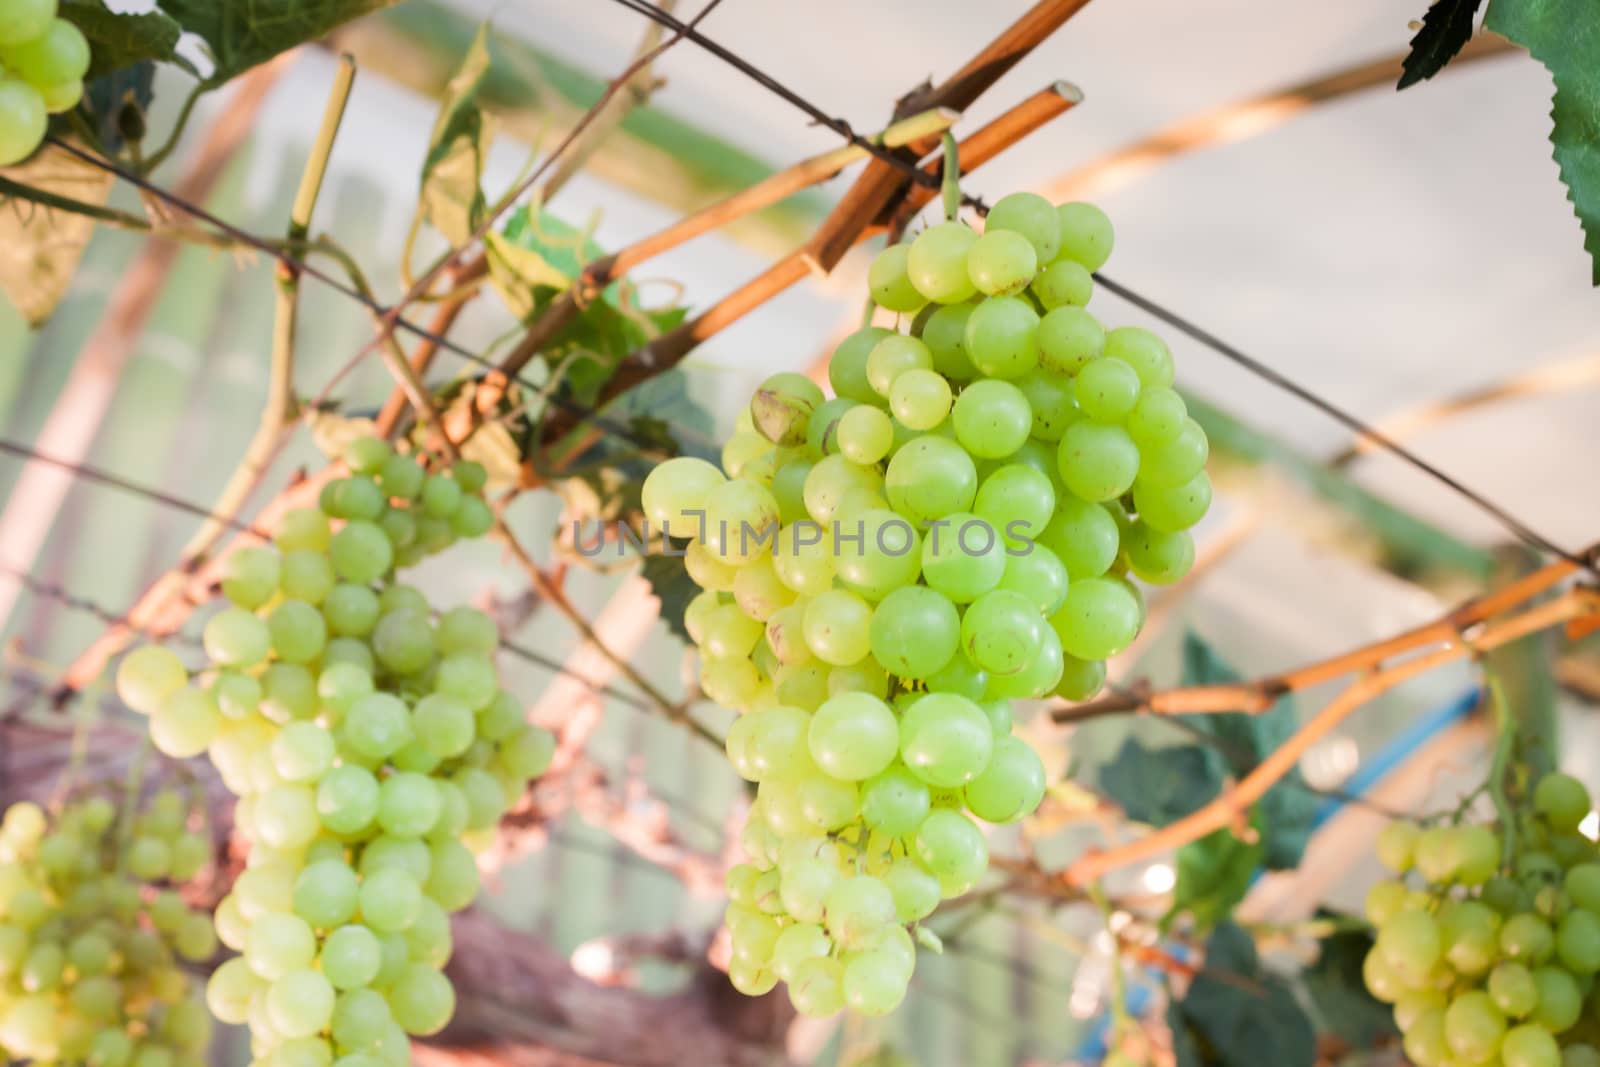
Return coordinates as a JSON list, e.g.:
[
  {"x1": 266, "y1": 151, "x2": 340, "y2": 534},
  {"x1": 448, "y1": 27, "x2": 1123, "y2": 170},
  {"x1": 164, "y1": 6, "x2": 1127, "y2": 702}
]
[
  {"x1": 1058, "y1": 420, "x2": 1139, "y2": 502},
  {"x1": 293, "y1": 859, "x2": 359, "y2": 930},
  {"x1": 1566, "y1": 863, "x2": 1600, "y2": 912},
  {"x1": 1015, "y1": 371, "x2": 1076, "y2": 442},
  {"x1": 1561, "y1": 1044, "x2": 1600, "y2": 1067},
  {"x1": 1032, "y1": 259, "x2": 1093, "y2": 310},
  {"x1": 751, "y1": 372, "x2": 824, "y2": 447},
  {"x1": 0, "y1": 77, "x2": 45, "y2": 166},
  {"x1": 246, "y1": 912, "x2": 317, "y2": 980},
  {"x1": 1556, "y1": 907, "x2": 1600, "y2": 973},
  {"x1": 1377, "y1": 820, "x2": 1421, "y2": 872},
  {"x1": 331, "y1": 986, "x2": 393, "y2": 1050},
  {"x1": 1503, "y1": 1025, "x2": 1561, "y2": 1067},
  {"x1": 1105, "y1": 326, "x2": 1175, "y2": 388},
  {"x1": 436, "y1": 654, "x2": 496, "y2": 709},
  {"x1": 884, "y1": 435, "x2": 979, "y2": 524},
  {"x1": 268, "y1": 968, "x2": 336, "y2": 1039},
  {"x1": 1535, "y1": 774, "x2": 1591, "y2": 832},
  {"x1": 919, "y1": 513, "x2": 1005, "y2": 603},
  {"x1": 271, "y1": 720, "x2": 335, "y2": 782},
  {"x1": 865, "y1": 334, "x2": 934, "y2": 398},
  {"x1": 1123, "y1": 522, "x2": 1194, "y2": 585},
  {"x1": 424, "y1": 839, "x2": 480, "y2": 911},
  {"x1": 1444, "y1": 990, "x2": 1506, "y2": 1064},
  {"x1": 278, "y1": 506, "x2": 332, "y2": 552},
  {"x1": 1500, "y1": 913, "x2": 1555, "y2": 963},
  {"x1": 961, "y1": 590, "x2": 1041, "y2": 676},
  {"x1": 1532, "y1": 965, "x2": 1581, "y2": 1030},
  {"x1": 1132, "y1": 471, "x2": 1210, "y2": 533},
  {"x1": 256, "y1": 784, "x2": 321, "y2": 851},
  {"x1": 771, "y1": 924, "x2": 831, "y2": 983},
  {"x1": 280, "y1": 549, "x2": 334, "y2": 604},
  {"x1": 701, "y1": 656, "x2": 763, "y2": 709},
  {"x1": 807, "y1": 693, "x2": 898, "y2": 781},
  {"x1": 268, "y1": 599, "x2": 328, "y2": 664},
  {"x1": 207, "y1": 957, "x2": 262, "y2": 1024},
  {"x1": 1074, "y1": 357, "x2": 1142, "y2": 422},
  {"x1": 1377, "y1": 909, "x2": 1442, "y2": 982},
  {"x1": 329, "y1": 520, "x2": 394, "y2": 584},
  {"x1": 343, "y1": 693, "x2": 414, "y2": 762},
  {"x1": 998, "y1": 544, "x2": 1070, "y2": 616},
  {"x1": 686, "y1": 539, "x2": 738, "y2": 591},
  {"x1": 788, "y1": 956, "x2": 845, "y2": 1017},
  {"x1": 963, "y1": 736, "x2": 1046, "y2": 823},
  {"x1": 803, "y1": 455, "x2": 883, "y2": 523},
  {"x1": 795, "y1": 771, "x2": 859, "y2": 831},
  {"x1": 1055, "y1": 201, "x2": 1114, "y2": 270},
  {"x1": 1488, "y1": 961, "x2": 1538, "y2": 1018},
  {"x1": 974, "y1": 462, "x2": 1055, "y2": 546},
  {"x1": 986, "y1": 192, "x2": 1062, "y2": 262},
  {"x1": 950, "y1": 379, "x2": 1031, "y2": 460},
  {"x1": 829, "y1": 327, "x2": 893, "y2": 404},
  {"x1": 234, "y1": 862, "x2": 297, "y2": 920},
  {"x1": 733, "y1": 554, "x2": 798, "y2": 624},
  {"x1": 413, "y1": 693, "x2": 475, "y2": 758},
  {"x1": 898, "y1": 692, "x2": 993, "y2": 788},
  {"x1": 150, "y1": 686, "x2": 220, "y2": 759},
  {"x1": 360, "y1": 870, "x2": 423, "y2": 934},
  {"x1": 1049, "y1": 576, "x2": 1141, "y2": 661},
  {"x1": 221, "y1": 546, "x2": 281, "y2": 608},
  {"x1": 889, "y1": 367, "x2": 953, "y2": 431},
  {"x1": 838, "y1": 405, "x2": 895, "y2": 465},
  {"x1": 868, "y1": 243, "x2": 925, "y2": 313},
  {"x1": 641, "y1": 457, "x2": 726, "y2": 536},
  {"x1": 882, "y1": 858, "x2": 940, "y2": 922},
  {"x1": 0, "y1": 0, "x2": 56, "y2": 47},
  {"x1": 403, "y1": 898, "x2": 453, "y2": 966},
  {"x1": 802, "y1": 590, "x2": 873, "y2": 666},
  {"x1": 921, "y1": 303, "x2": 980, "y2": 381},
  {"x1": 700, "y1": 602, "x2": 763, "y2": 659},
  {"x1": 1137, "y1": 417, "x2": 1208, "y2": 490},
  {"x1": 1036, "y1": 306, "x2": 1104, "y2": 373},
  {"x1": 1126, "y1": 386, "x2": 1187, "y2": 446},
  {"x1": 498, "y1": 723, "x2": 554, "y2": 781},
  {"x1": 964, "y1": 295, "x2": 1039, "y2": 379},
  {"x1": 914, "y1": 809, "x2": 988, "y2": 894},
  {"x1": 822, "y1": 875, "x2": 895, "y2": 951},
  {"x1": 967, "y1": 229, "x2": 1037, "y2": 297},
  {"x1": 1442, "y1": 899, "x2": 1500, "y2": 975},
  {"x1": 778, "y1": 858, "x2": 839, "y2": 924},
  {"x1": 203, "y1": 606, "x2": 271, "y2": 668},
  {"x1": 906, "y1": 221, "x2": 978, "y2": 304},
  {"x1": 807, "y1": 396, "x2": 857, "y2": 457},
  {"x1": 843, "y1": 948, "x2": 910, "y2": 1016},
  {"x1": 860, "y1": 764, "x2": 932, "y2": 836},
  {"x1": 1452, "y1": 824, "x2": 1502, "y2": 885},
  {"x1": 868, "y1": 584, "x2": 958, "y2": 679},
  {"x1": 772, "y1": 460, "x2": 815, "y2": 525},
  {"x1": 115, "y1": 644, "x2": 188, "y2": 715},
  {"x1": 1038, "y1": 497, "x2": 1120, "y2": 579},
  {"x1": 317, "y1": 764, "x2": 381, "y2": 835}
]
